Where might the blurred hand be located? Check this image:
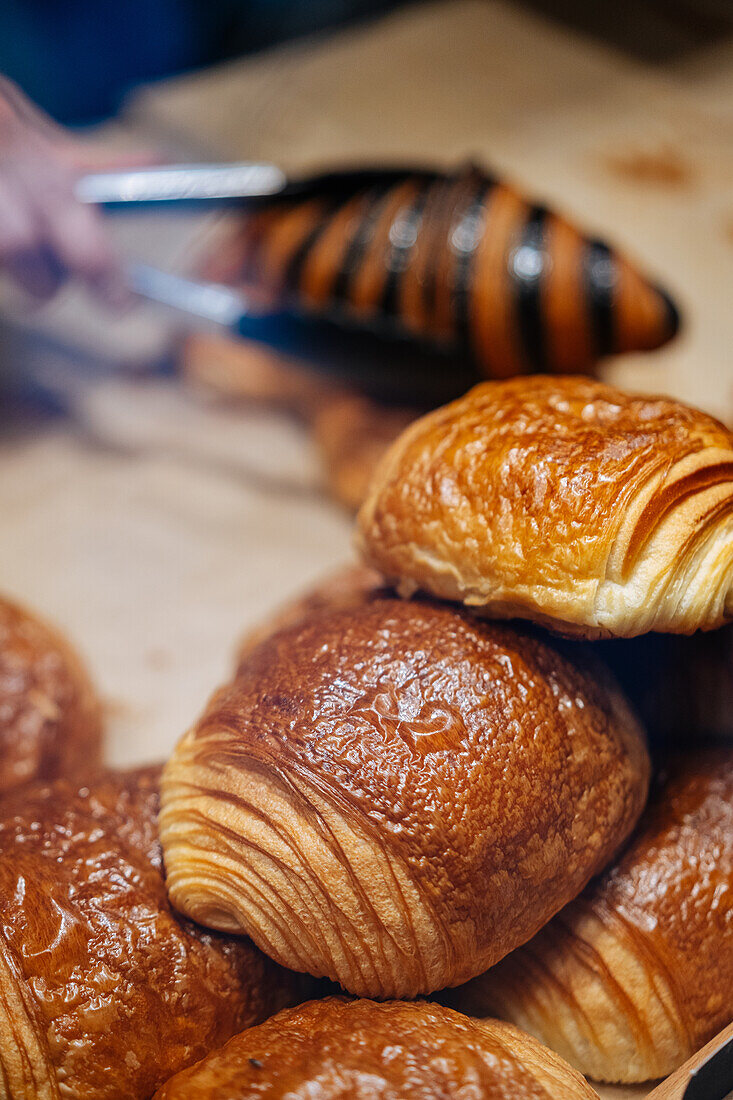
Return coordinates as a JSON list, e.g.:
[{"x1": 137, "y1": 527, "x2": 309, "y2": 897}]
[{"x1": 0, "y1": 76, "x2": 134, "y2": 306}]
